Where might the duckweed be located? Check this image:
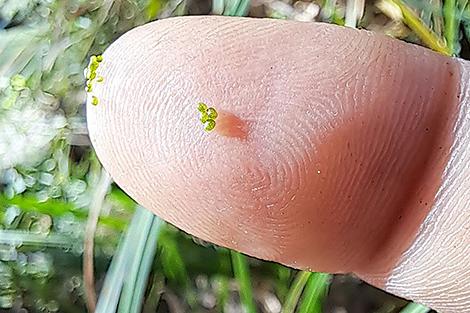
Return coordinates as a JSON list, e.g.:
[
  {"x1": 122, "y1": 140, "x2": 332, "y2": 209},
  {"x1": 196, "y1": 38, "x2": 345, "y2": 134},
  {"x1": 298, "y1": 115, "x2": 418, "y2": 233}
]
[
  {"x1": 198, "y1": 102, "x2": 218, "y2": 132},
  {"x1": 85, "y1": 54, "x2": 104, "y2": 106}
]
